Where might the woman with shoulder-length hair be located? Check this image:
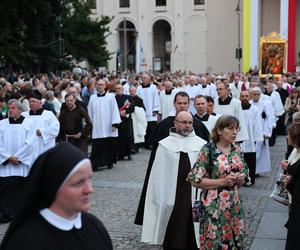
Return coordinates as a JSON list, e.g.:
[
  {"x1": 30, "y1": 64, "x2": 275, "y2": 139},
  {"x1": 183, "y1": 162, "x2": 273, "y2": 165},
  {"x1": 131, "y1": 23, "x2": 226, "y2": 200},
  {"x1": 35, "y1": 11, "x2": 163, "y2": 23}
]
[
  {"x1": 0, "y1": 142, "x2": 112, "y2": 250},
  {"x1": 187, "y1": 115, "x2": 249, "y2": 249}
]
